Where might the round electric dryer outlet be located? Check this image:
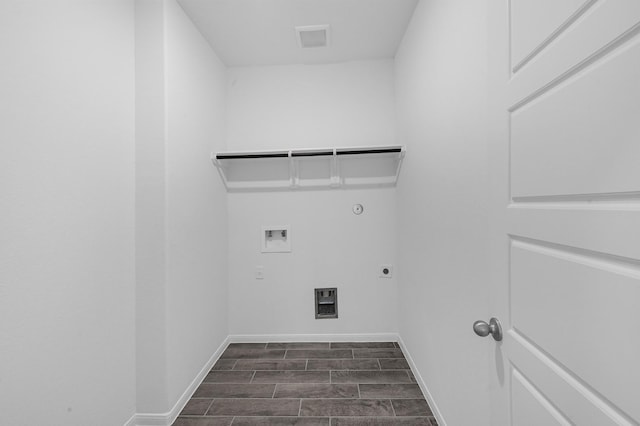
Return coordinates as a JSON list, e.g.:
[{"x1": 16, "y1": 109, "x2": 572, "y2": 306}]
[{"x1": 379, "y1": 264, "x2": 393, "y2": 278}]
